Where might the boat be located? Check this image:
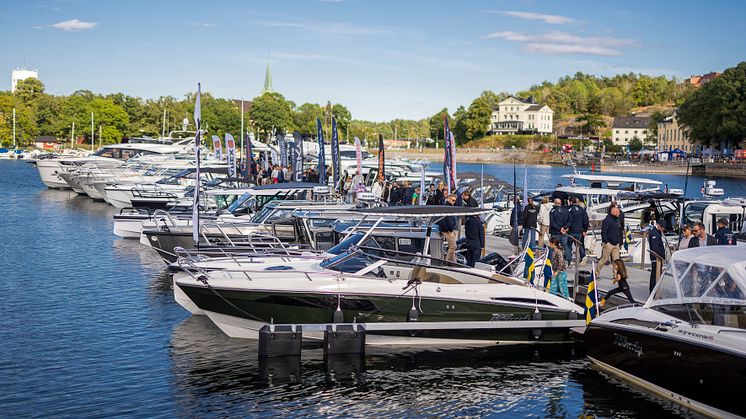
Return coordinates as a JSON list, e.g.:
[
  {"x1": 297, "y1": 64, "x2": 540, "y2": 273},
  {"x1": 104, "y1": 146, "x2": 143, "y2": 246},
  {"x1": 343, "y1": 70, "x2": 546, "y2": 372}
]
[
  {"x1": 701, "y1": 180, "x2": 725, "y2": 198},
  {"x1": 584, "y1": 246, "x2": 746, "y2": 418},
  {"x1": 172, "y1": 206, "x2": 585, "y2": 346}
]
